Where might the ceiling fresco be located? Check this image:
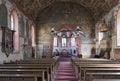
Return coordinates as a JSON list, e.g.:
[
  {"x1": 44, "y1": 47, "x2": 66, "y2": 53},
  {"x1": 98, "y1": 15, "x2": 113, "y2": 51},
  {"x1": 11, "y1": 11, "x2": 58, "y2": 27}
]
[{"x1": 12, "y1": 0, "x2": 118, "y2": 21}]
